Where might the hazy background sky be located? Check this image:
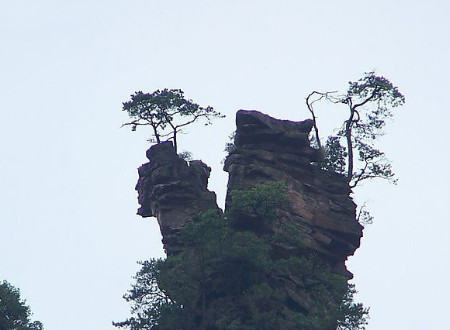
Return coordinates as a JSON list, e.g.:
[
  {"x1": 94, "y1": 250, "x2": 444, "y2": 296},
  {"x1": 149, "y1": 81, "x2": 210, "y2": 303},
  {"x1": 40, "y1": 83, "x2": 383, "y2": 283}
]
[{"x1": 1, "y1": 1, "x2": 449, "y2": 329}]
